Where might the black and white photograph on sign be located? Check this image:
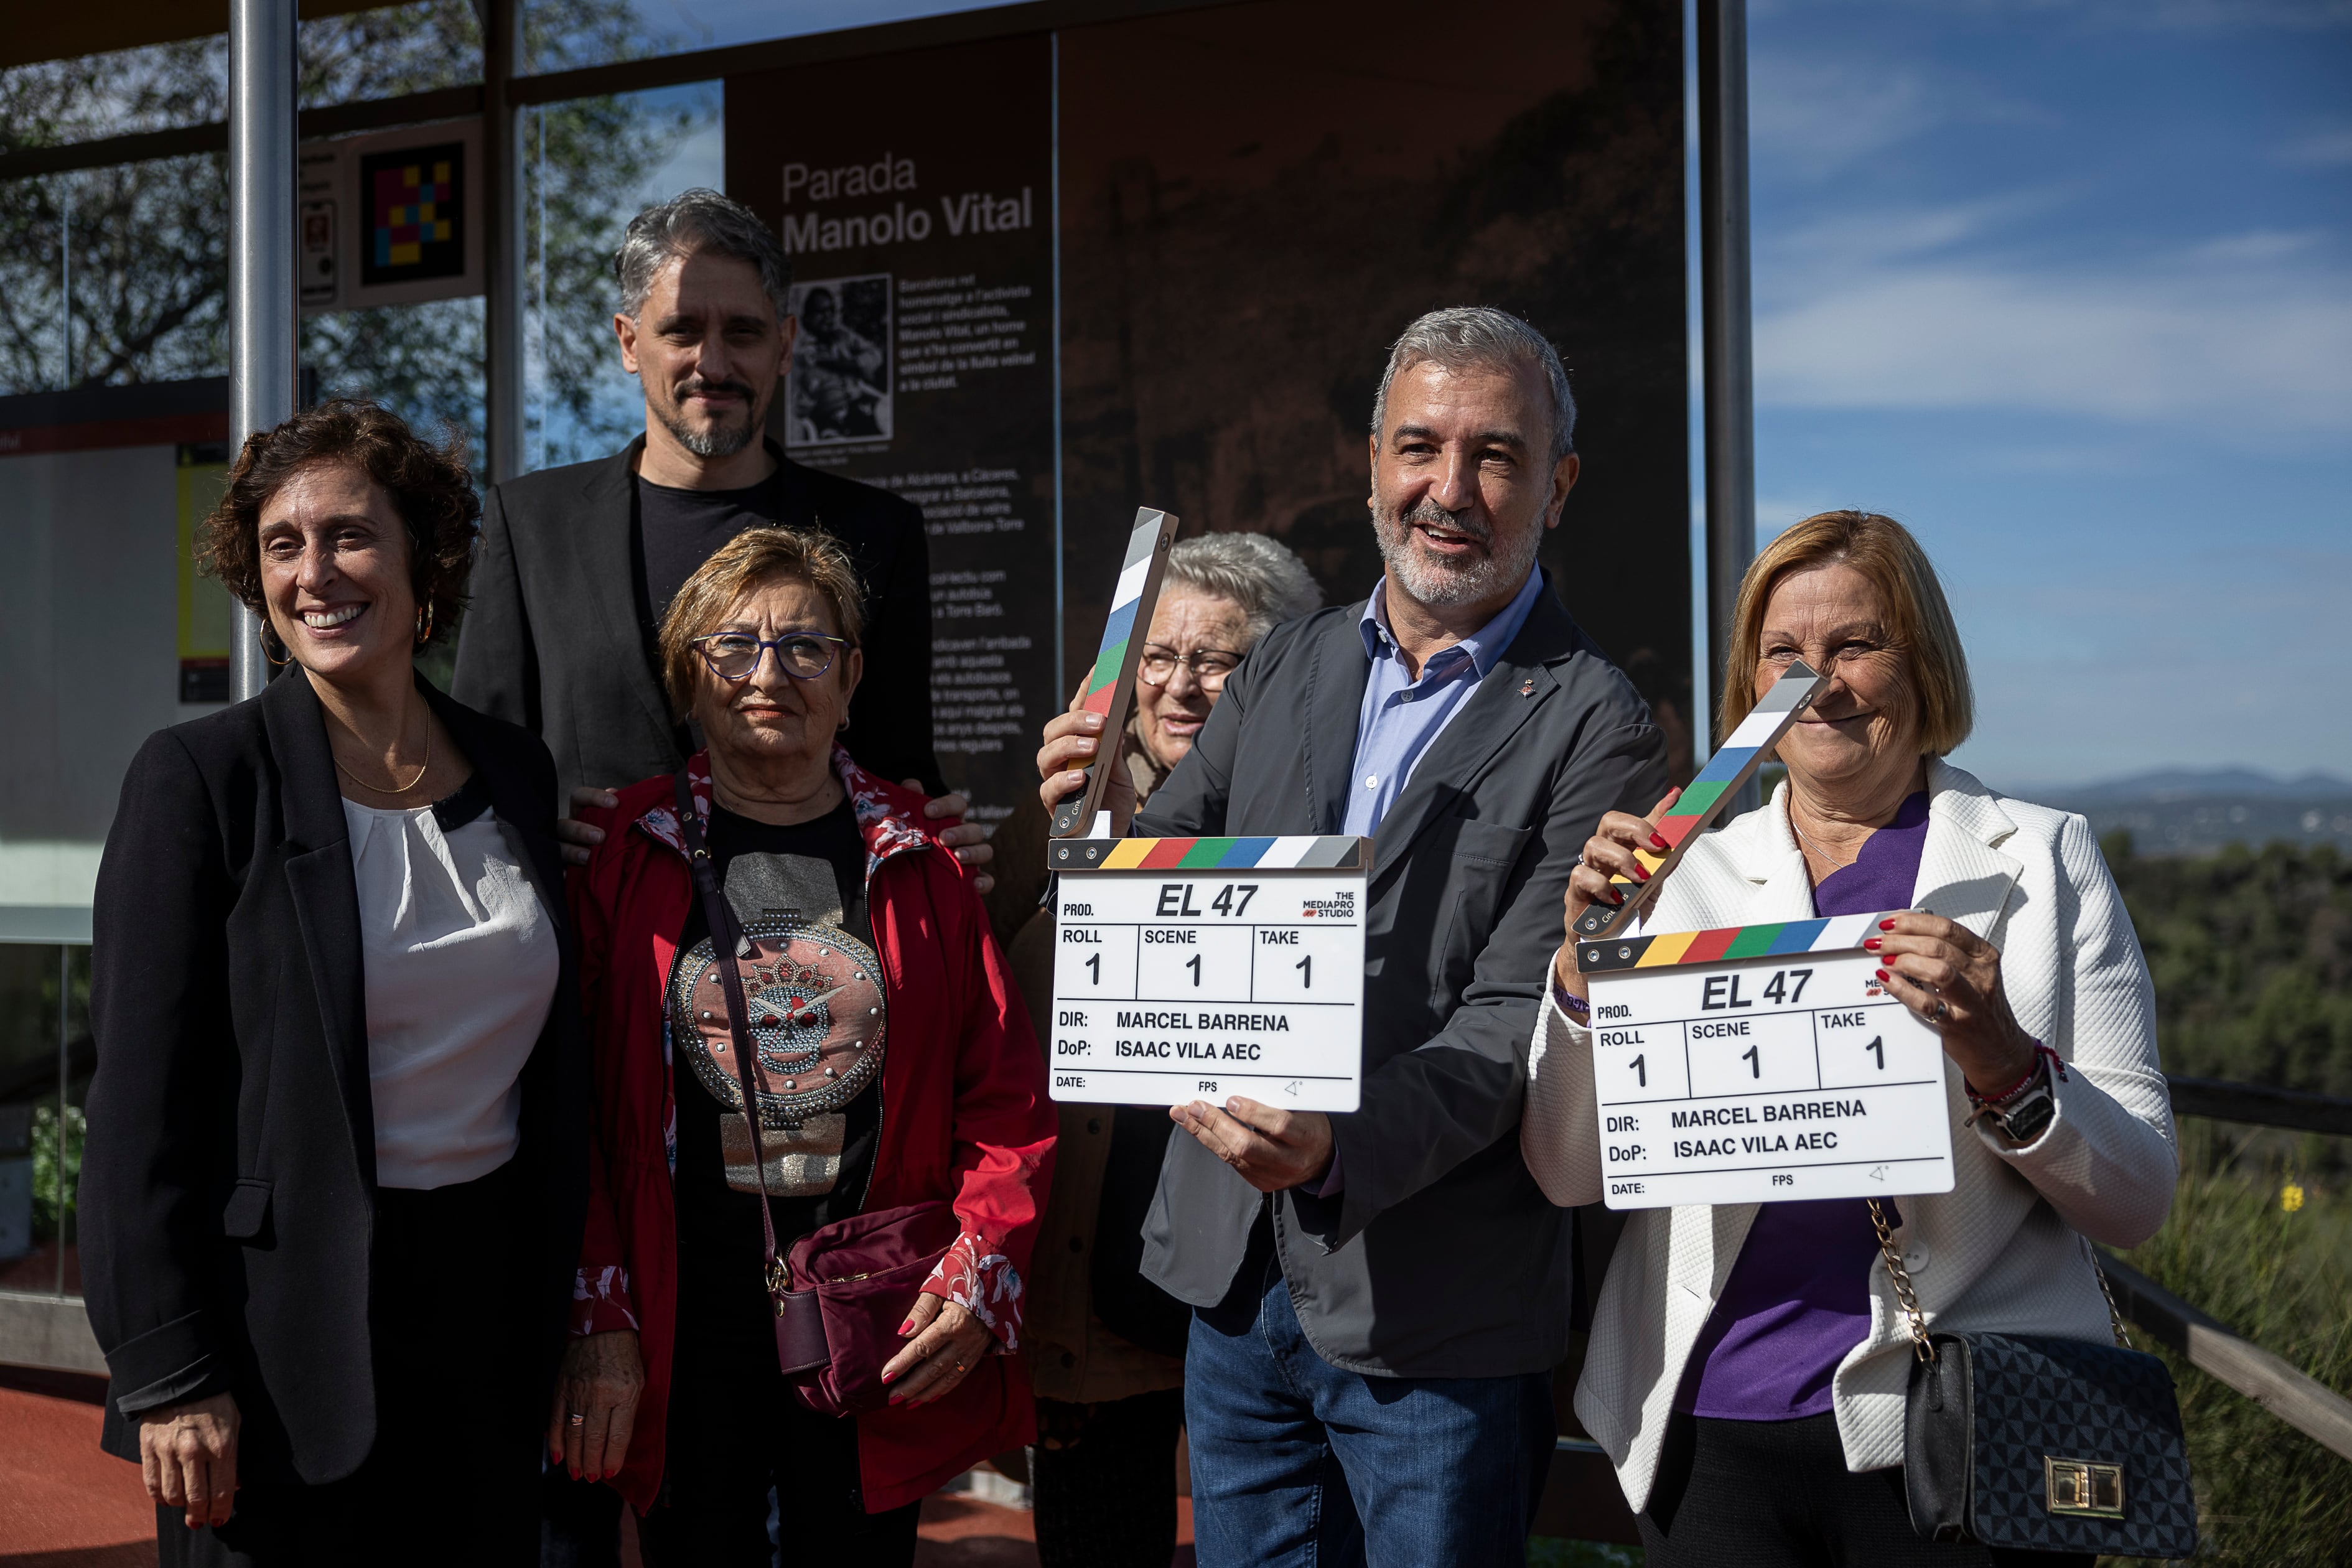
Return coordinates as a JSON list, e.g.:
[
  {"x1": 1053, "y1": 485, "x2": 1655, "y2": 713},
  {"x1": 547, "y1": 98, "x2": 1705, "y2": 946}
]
[{"x1": 786, "y1": 274, "x2": 892, "y2": 446}]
